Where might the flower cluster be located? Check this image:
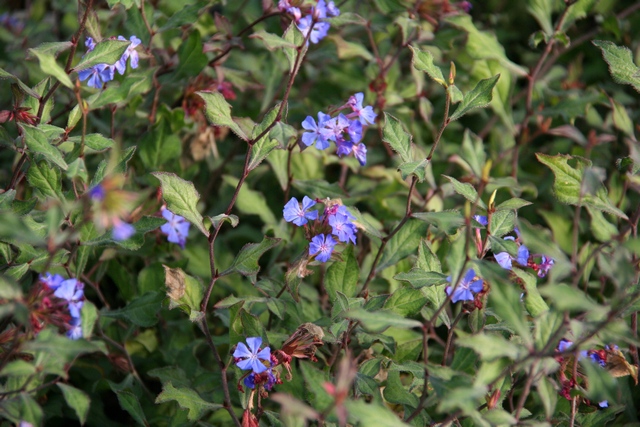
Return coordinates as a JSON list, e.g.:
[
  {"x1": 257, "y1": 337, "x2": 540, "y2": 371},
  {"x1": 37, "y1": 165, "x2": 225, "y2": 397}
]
[
  {"x1": 88, "y1": 176, "x2": 138, "y2": 241},
  {"x1": 283, "y1": 196, "x2": 357, "y2": 263},
  {"x1": 39, "y1": 273, "x2": 85, "y2": 339},
  {"x1": 475, "y1": 216, "x2": 555, "y2": 278},
  {"x1": 78, "y1": 35, "x2": 140, "y2": 89},
  {"x1": 160, "y1": 208, "x2": 190, "y2": 249},
  {"x1": 234, "y1": 337, "x2": 278, "y2": 391},
  {"x1": 301, "y1": 93, "x2": 376, "y2": 166},
  {"x1": 279, "y1": 0, "x2": 340, "y2": 44},
  {"x1": 555, "y1": 339, "x2": 615, "y2": 408},
  {"x1": 445, "y1": 269, "x2": 484, "y2": 303}
]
